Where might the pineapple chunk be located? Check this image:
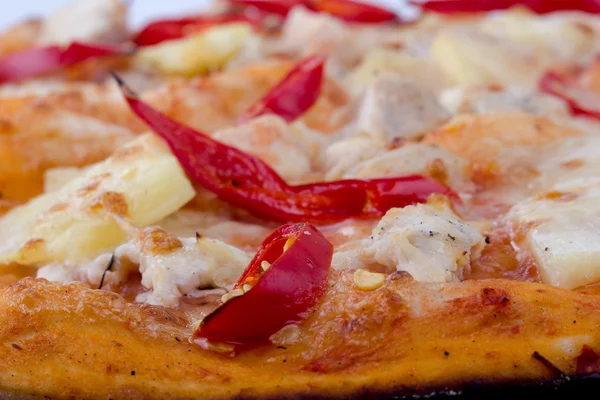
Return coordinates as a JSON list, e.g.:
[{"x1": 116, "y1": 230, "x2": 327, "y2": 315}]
[
  {"x1": 430, "y1": 29, "x2": 541, "y2": 87},
  {"x1": 136, "y1": 23, "x2": 253, "y2": 76},
  {"x1": 481, "y1": 10, "x2": 593, "y2": 62},
  {"x1": 345, "y1": 49, "x2": 443, "y2": 94},
  {"x1": 0, "y1": 134, "x2": 195, "y2": 267}
]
